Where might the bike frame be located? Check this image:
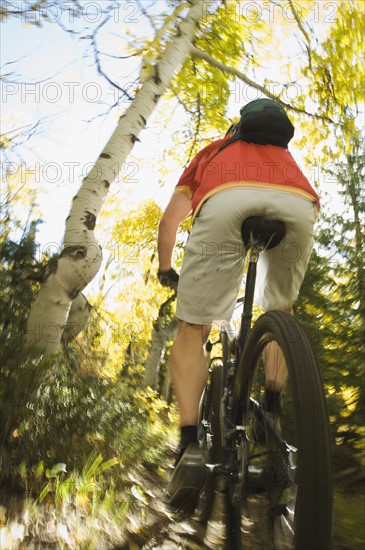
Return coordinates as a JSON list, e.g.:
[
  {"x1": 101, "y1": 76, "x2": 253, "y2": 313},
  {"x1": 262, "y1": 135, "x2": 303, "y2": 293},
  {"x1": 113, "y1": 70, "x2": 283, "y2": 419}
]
[
  {"x1": 206, "y1": 241, "x2": 270, "y2": 461},
  {"x1": 200, "y1": 220, "x2": 333, "y2": 550}
]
